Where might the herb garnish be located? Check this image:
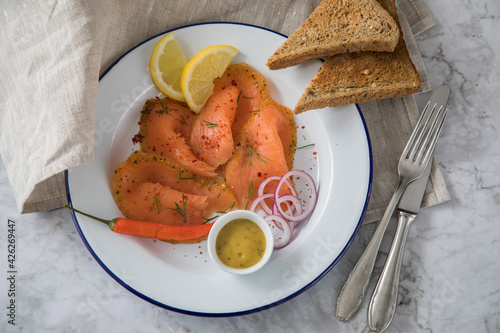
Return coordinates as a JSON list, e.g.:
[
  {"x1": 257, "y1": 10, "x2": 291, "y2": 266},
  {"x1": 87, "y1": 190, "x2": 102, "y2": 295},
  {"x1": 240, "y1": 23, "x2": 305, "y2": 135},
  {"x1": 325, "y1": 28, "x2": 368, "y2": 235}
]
[
  {"x1": 244, "y1": 181, "x2": 254, "y2": 210},
  {"x1": 296, "y1": 143, "x2": 316, "y2": 149},
  {"x1": 237, "y1": 90, "x2": 242, "y2": 106},
  {"x1": 237, "y1": 92, "x2": 256, "y2": 106},
  {"x1": 155, "y1": 98, "x2": 187, "y2": 125},
  {"x1": 201, "y1": 201, "x2": 236, "y2": 224},
  {"x1": 216, "y1": 201, "x2": 235, "y2": 214},
  {"x1": 203, "y1": 120, "x2": 219, "y2": 128},
  {"x1": 175, "y1": 114, "x2": 188, "y2": 126},
  {"x1": 246, "y1": 141, "x2": 270, "y2": 166},
  {"x1": 156, "y1": 98, "x2": 174, "y2": 116},
  {"x1": 201, "y1": 214, "x2": 218, "y2": 224},
  {"x1": 248, "y1": 181, "x2": 254, "y2": 201},
  {"x1": 168, "y1": 194, "x2": 188, "y2": 223},
  {"x1": 177, "y1": 167, "x2": 196, "y2": 181},
  {"x1": 149, "y1": 193, "x2": 161, "y2": 215}
]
